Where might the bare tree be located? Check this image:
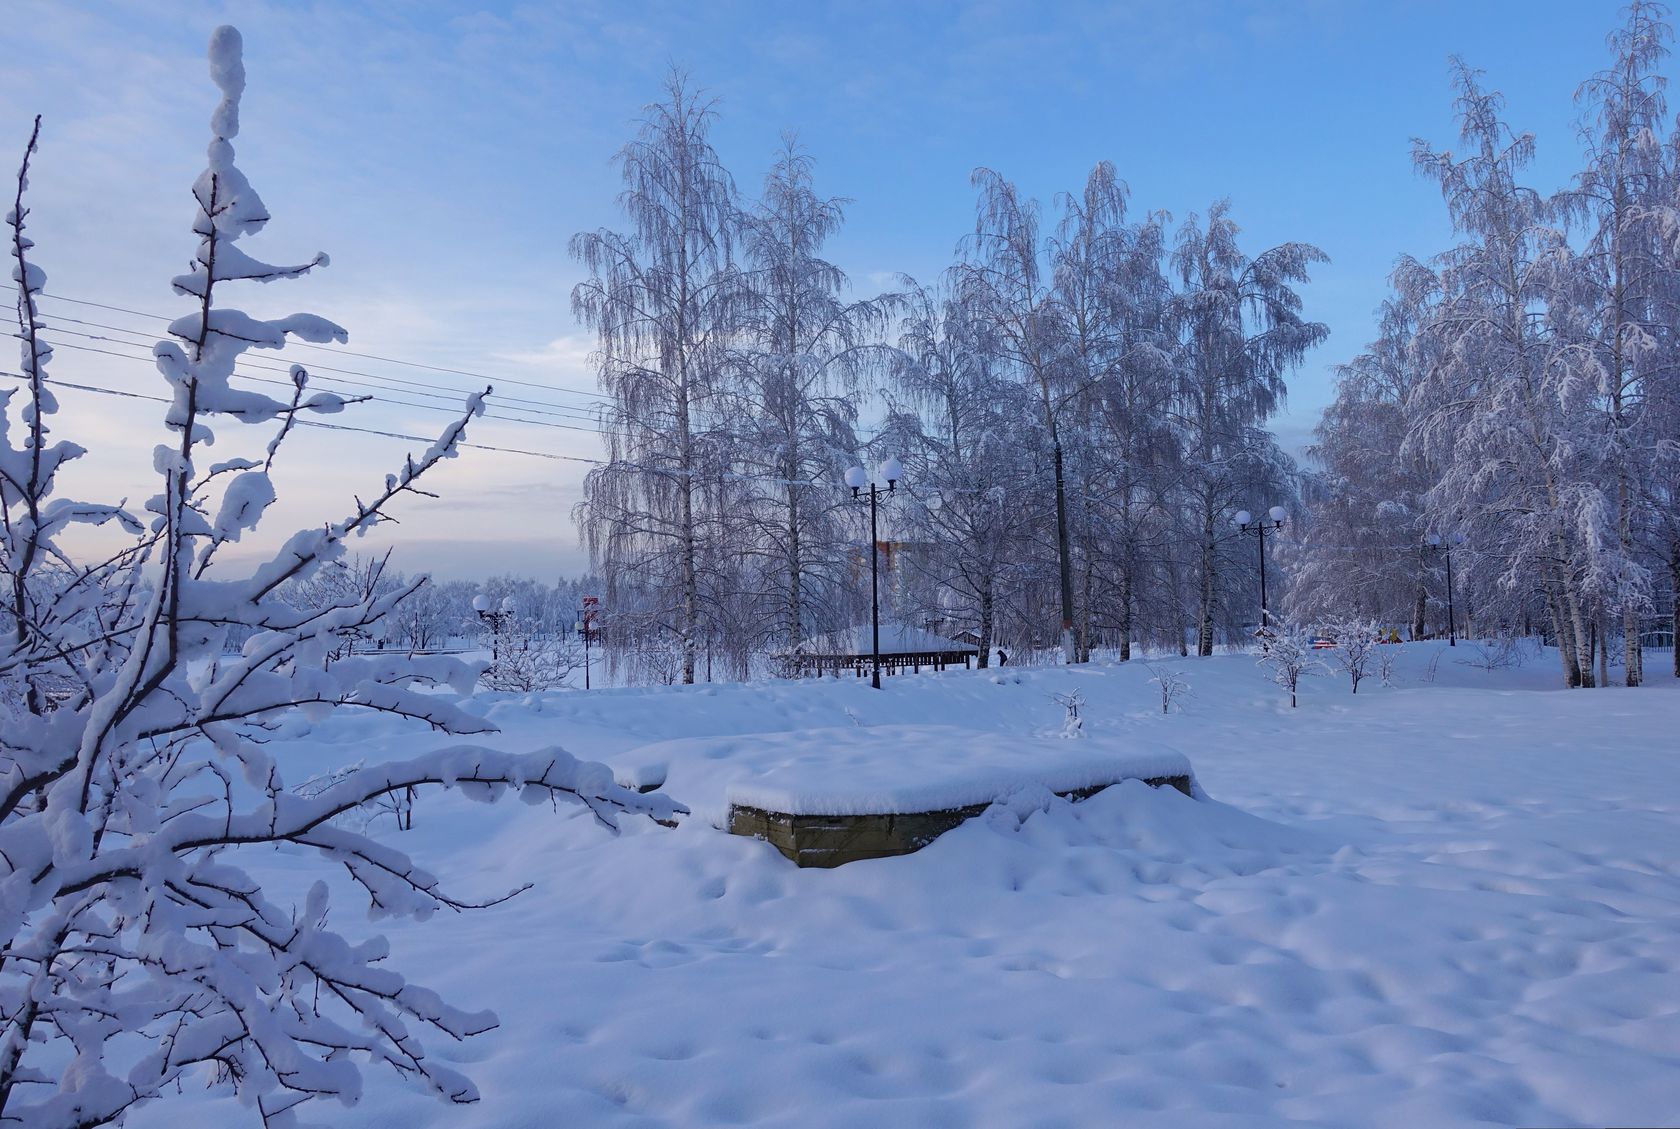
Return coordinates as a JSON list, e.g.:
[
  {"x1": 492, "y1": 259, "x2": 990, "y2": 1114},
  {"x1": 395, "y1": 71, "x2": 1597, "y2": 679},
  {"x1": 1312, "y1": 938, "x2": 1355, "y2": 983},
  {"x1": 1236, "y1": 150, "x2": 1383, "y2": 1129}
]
[
  {"x1": 961, "y1": 169, "x2": 1082, "y2": 664},
  {"x1": 1323, "y1": 617, "x2": 1382, "y2": 694},
  {"x1": 1145, "y1": 663, "x2": 1191, "y2": 714},
  {"x1": 887, "y1": 281, "x2": 1036, "y2": 668},
  {"x1": 1169, "y1": 202, "x2": 1327, "y2": 656},
  {"x1": 732, "y1": 139, "x2": 889, "y2": 652},
  {"x1": 1254, "y1": 617, "x2": 1321, "y2": 708},
  {"x1": 572, "y1": 71, "x2": 743, "y2": 685}
]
